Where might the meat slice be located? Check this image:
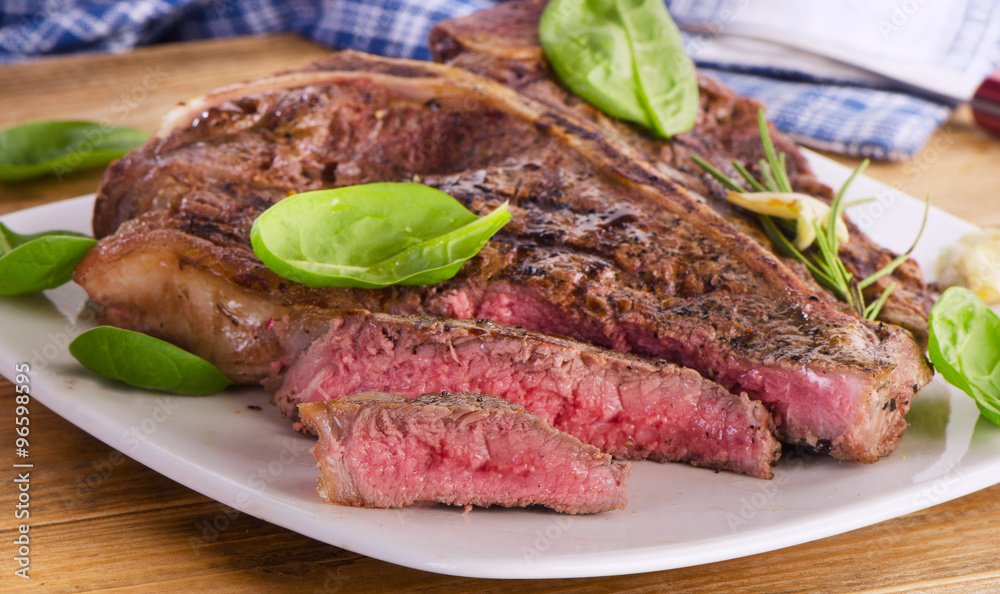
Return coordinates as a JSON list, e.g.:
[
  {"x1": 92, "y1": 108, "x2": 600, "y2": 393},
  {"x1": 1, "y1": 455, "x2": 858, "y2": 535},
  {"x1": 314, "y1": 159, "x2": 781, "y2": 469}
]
[
  {"x1": 276, "y1": 310, "x2": 781, "y2": 478},
  {"x1": 297, "y1": 391, "x2": 632, "y2": 514},
  {"x1": 428, "y1": 0, "x2": 933, "y2": 343},
  {"x1": 78, "y1": 51, "x2": 933, "y2": 464}
]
